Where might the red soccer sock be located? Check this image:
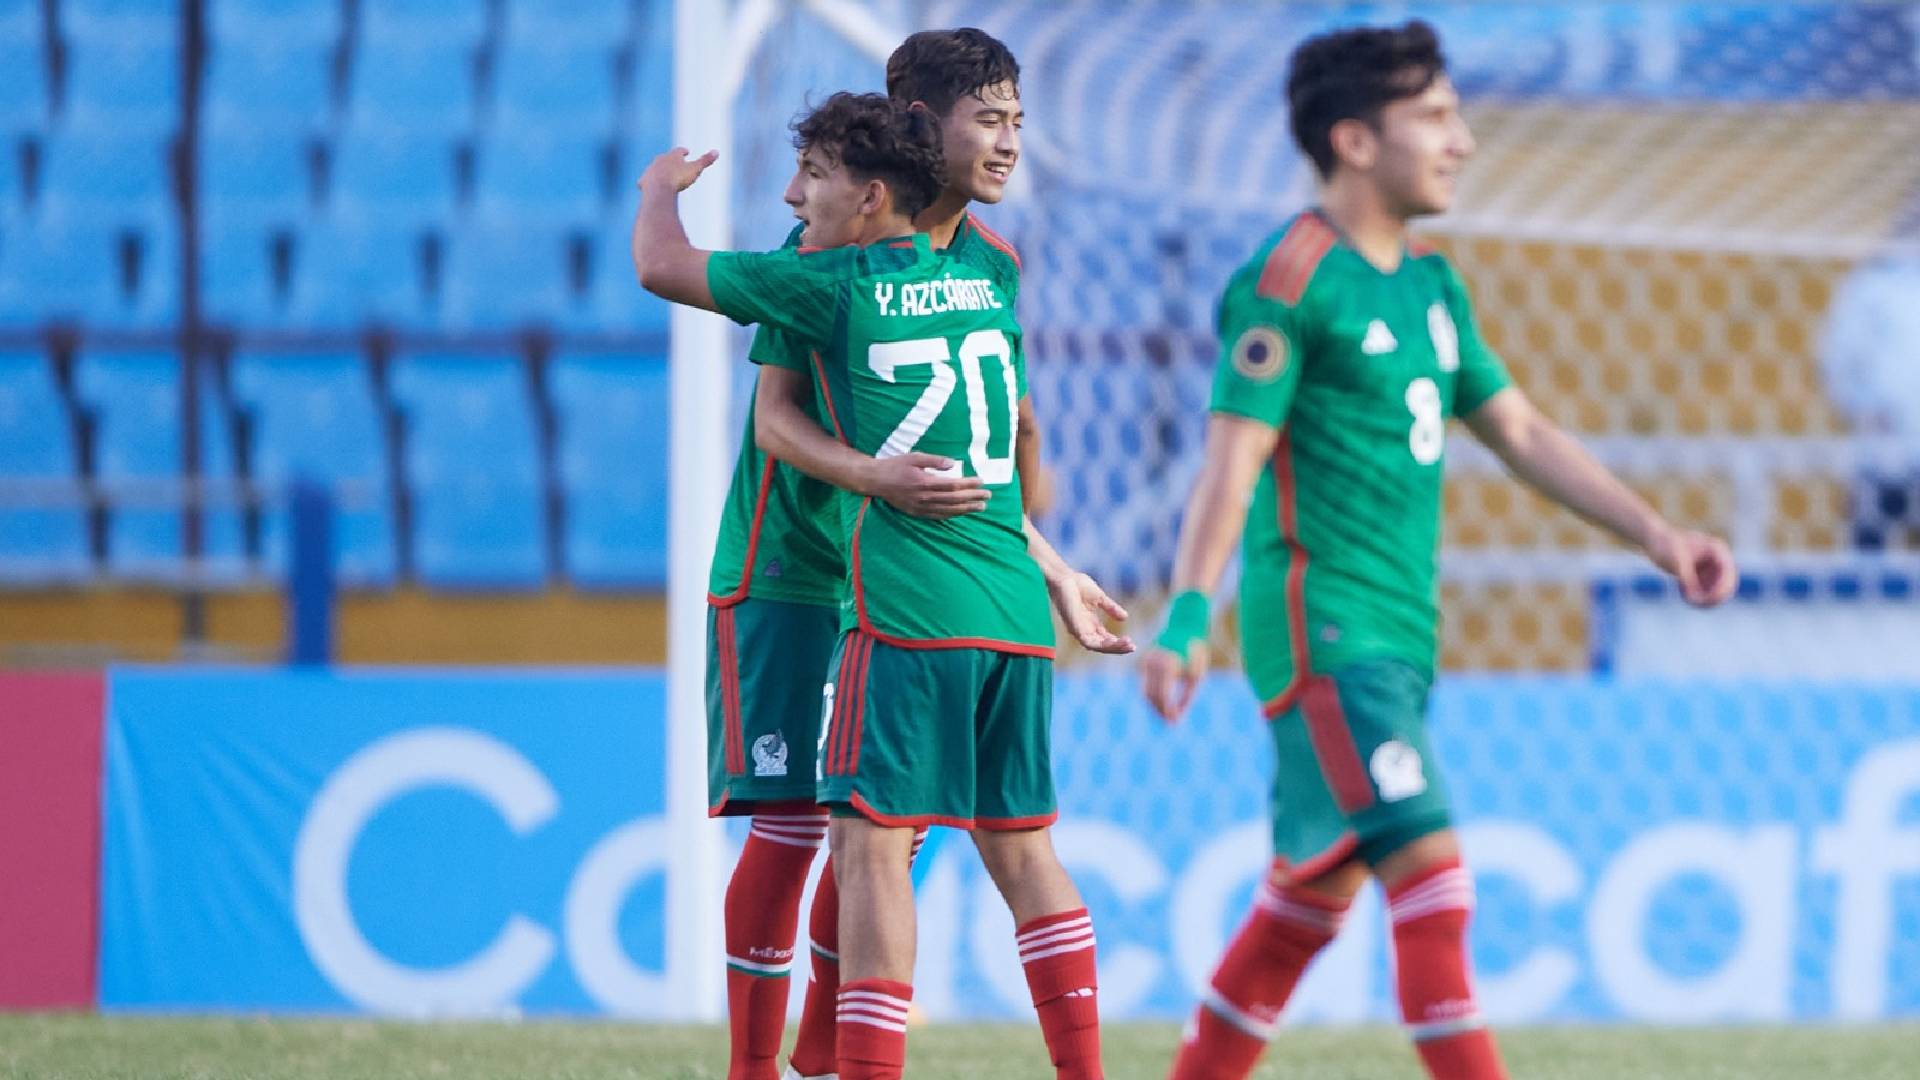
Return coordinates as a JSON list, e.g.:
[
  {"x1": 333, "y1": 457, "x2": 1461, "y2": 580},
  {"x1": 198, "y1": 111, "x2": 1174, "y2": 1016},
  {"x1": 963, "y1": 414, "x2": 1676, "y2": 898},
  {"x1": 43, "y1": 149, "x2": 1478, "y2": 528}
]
[
  {"x1": 1168, "y1": 877, "x2": 1349, "y2": 1080},
  {"x1": 786, "y1": 857, "x2": 841, "y2": 1078},
  {"x1": 723, "y1": 811, "x2": 828, "y2": 1080},
  {"x1": 836, "y1": 978, "x2": 913, "y2": 1080},
  {"x1": 1017, "y1": 907, "x2": 1103, "y2": 1080},
  {"x1": 790, "y1": 828, "x2": 924, "y2": 1077},
  {"x1": 1388, "y1": 859, "x2": 1507, "y2": 1080}
]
